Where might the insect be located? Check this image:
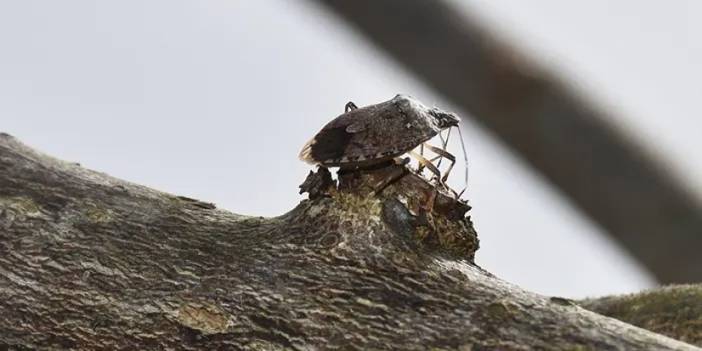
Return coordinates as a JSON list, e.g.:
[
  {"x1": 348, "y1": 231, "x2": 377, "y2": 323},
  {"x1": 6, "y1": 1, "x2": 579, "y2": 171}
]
[{"x1": 300, "y1": 94, "x2": 468, "y2": 197}]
